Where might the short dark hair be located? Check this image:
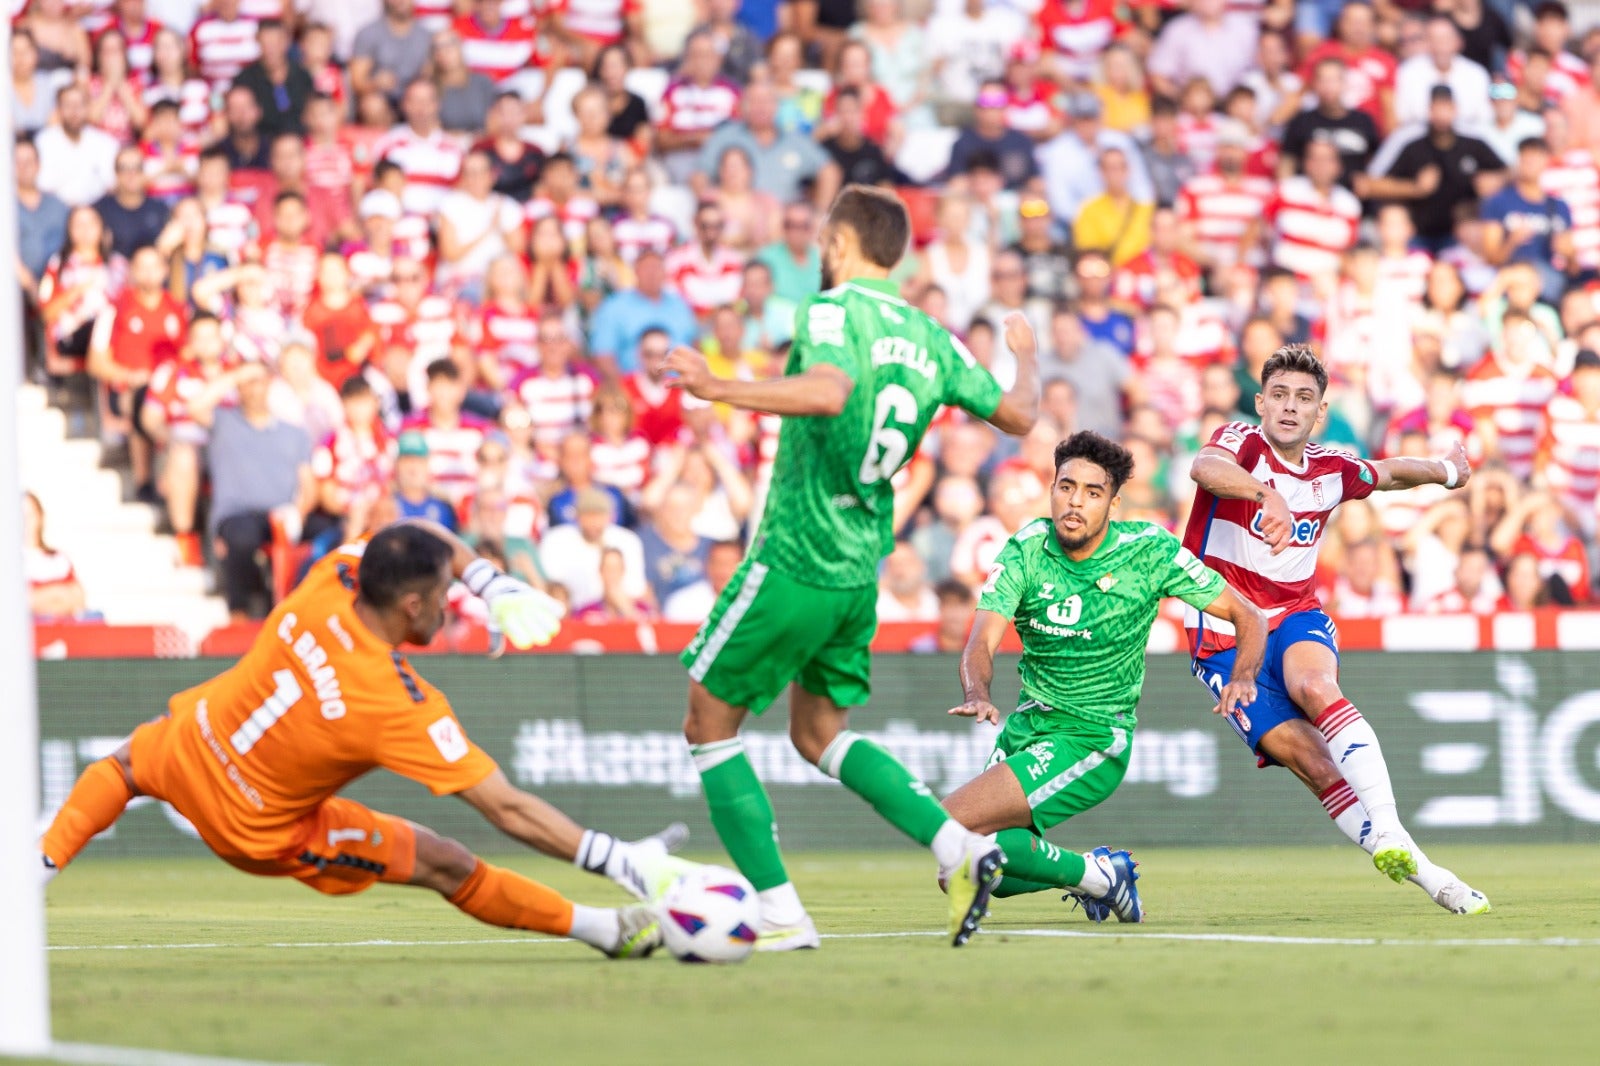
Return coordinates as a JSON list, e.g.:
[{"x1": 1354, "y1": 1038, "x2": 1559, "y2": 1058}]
[
  {"x1": 825, "y1": 184, "x2": 910, "y2": 270},
  {"x1": 1053, "y1": 431, "x2": 1135, "y2": 495},
  {"x1": 544, "y1": 151, "x2": 576, "y2": 170},
  {"x1": 1519, "y1": 135, "x2": 1552, "y2": 155},
  {"x1": 1260, "y1": 343, "x2": 1330, "y2": 395},
  {"x1": 425, "y1": 357, "x2": 460, "y2": 382},
  {"x1": 340, "y1": 374, "x2": 375, "y2": 400},
  {"x1": 934, "y1": 579, "x2": 975, "y2": 606},
  {"x1": 357, "y1": 524, "x2": 453, "y2": 610}
]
